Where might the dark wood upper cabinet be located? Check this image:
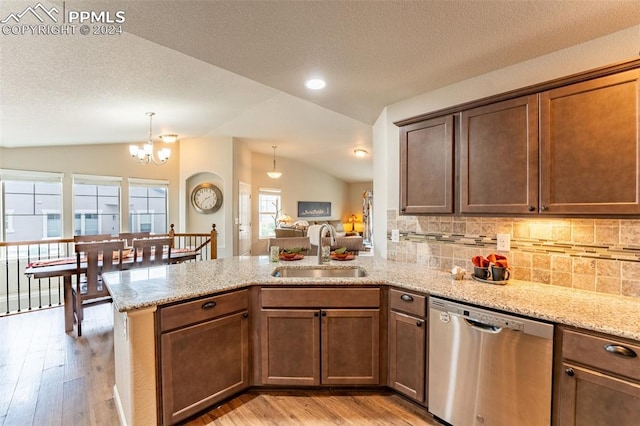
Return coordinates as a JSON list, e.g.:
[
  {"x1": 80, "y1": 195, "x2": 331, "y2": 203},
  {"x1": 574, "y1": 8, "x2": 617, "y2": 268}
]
[
  {"x1": 400, "y1": 115, "x2": 454, "y2": 214},
  {"x1": 460, "y1": 95, "x2": 539, "y2": 214},
  {"x1": 540, "y1": 69, "x2": 640, "y2": 214}
]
